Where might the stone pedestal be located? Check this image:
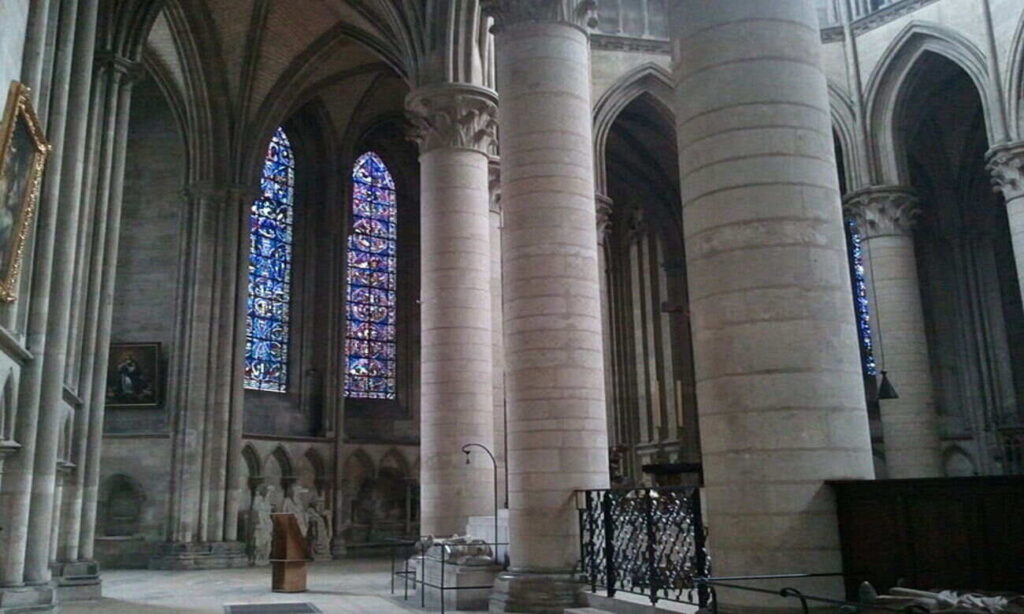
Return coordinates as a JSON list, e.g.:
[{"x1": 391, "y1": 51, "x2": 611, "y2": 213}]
[
  {"x1": 51, "y1": 561, "x2": 101, "y2": 602},
  {"x1": 0, "y1": 585, "x2": 56, "y2": 614},
  {"x1": 843, "y1": 187, "x2": 943, "y2": 478},
  {"x1": 423, "y1": 560, "x2": 503, "y2": 612},
  {"x1": 482, "y1": 1, "x2": 609, "y2": 611}
]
